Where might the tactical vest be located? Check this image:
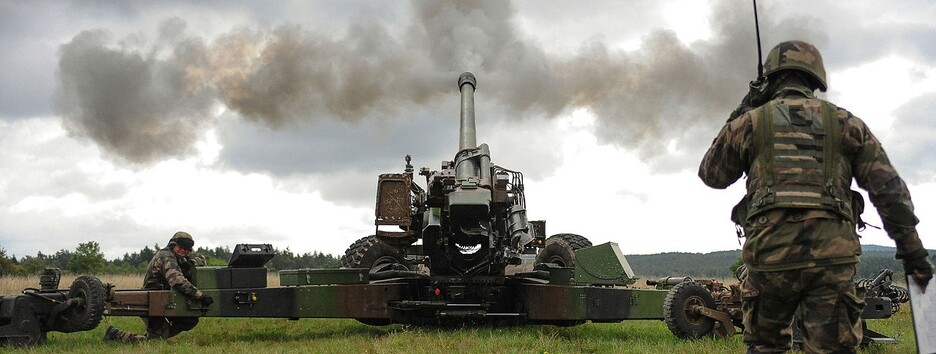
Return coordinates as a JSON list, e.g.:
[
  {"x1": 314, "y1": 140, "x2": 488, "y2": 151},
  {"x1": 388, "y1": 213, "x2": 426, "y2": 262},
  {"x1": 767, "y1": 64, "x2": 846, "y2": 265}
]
[{"x1": 744, "y1": 98, "x2": 855, "y2": 222}]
